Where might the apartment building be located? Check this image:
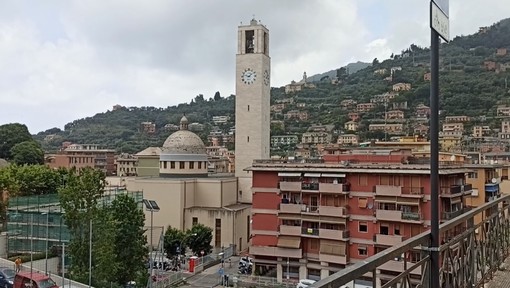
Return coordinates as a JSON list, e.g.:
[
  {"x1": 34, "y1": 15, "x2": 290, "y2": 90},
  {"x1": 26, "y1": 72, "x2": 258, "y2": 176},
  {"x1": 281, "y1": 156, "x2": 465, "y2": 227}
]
[
  {"x1": 337, "y1": 134, "x2": 359, "y2": 146},
  {"x1": 415, "y1": 104, "x2": 430, "y2": 118},
  {"x1": 465, "y1": 164, "x2": 502, "y2": 225},
  {"x1": 301, "y1": 132, "x2": 332, "y2": 145},
  {"x1": 442, "y1": 123, "x2": 464, "y2": 132},
  {"x1": 340, "y1": 99, "x2": 357, "y2": 109},
  {"x1": 271, "y1": 135, "x2": 299, "y2": 148},
  {"x1": 356, "y1": 103, "x2": 376, "y2": 113},
  {"x1": 445, "y1": 116, "x2": 470, "y2": 123},
  {"x1": 348, "y1": 112, "x2": 360, "y2": 122},
  {"x1": 369, "y1": 123, "x2": 403, "y2": 134},
  {"x1": 116, "y1": 153, "x2": 138, "y2": 176},
  {"x1": 344, "y1": 121, "x2": 359, "y2": 132},
  {"x1": 140, "y1": 122, "x2": 156, "y2": 134},
  {"x1": 392, "y1": 83, "x2": 411, "y2": 91},
  {"x1": 212, "y1": 116, "x2": 230, "y2": 124},
  {"x1": 45, "y1": 144, "x2": 116, "y2": 175},
  {"x1": 285, "y1": 110, "x2": 309, "y2": 121},
  {"x1": 472, "y1": 126, "x2": 491, "y2": 138},
  {"x1": 248, "y1": 149, "x2": 471, "y2": 283},
  {"x1": 385, "y1": 110, "x2": 404, "y2": 120}
]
